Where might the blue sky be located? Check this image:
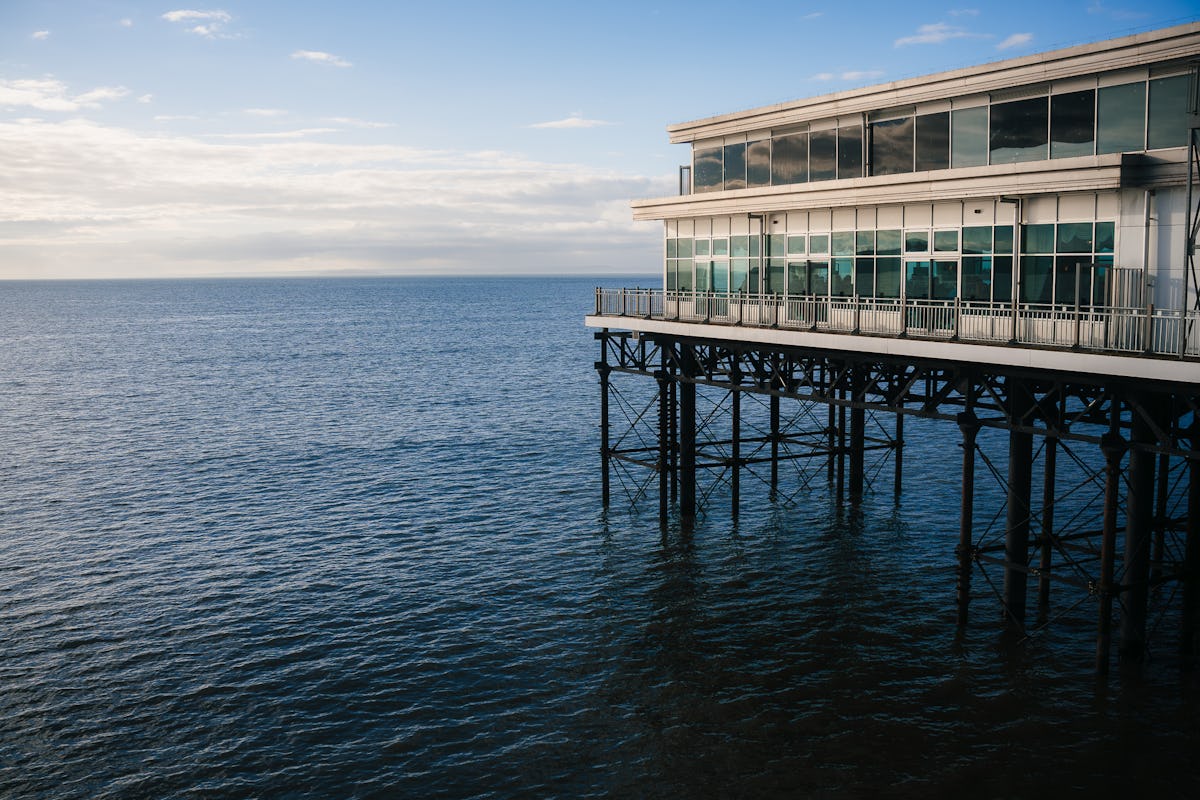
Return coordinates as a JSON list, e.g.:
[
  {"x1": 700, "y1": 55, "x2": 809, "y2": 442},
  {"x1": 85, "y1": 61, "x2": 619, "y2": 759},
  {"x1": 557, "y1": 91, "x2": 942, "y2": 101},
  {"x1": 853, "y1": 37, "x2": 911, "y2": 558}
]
[{"x1": 1, "y1": 1, "x2": 1196, "y2": 279}]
